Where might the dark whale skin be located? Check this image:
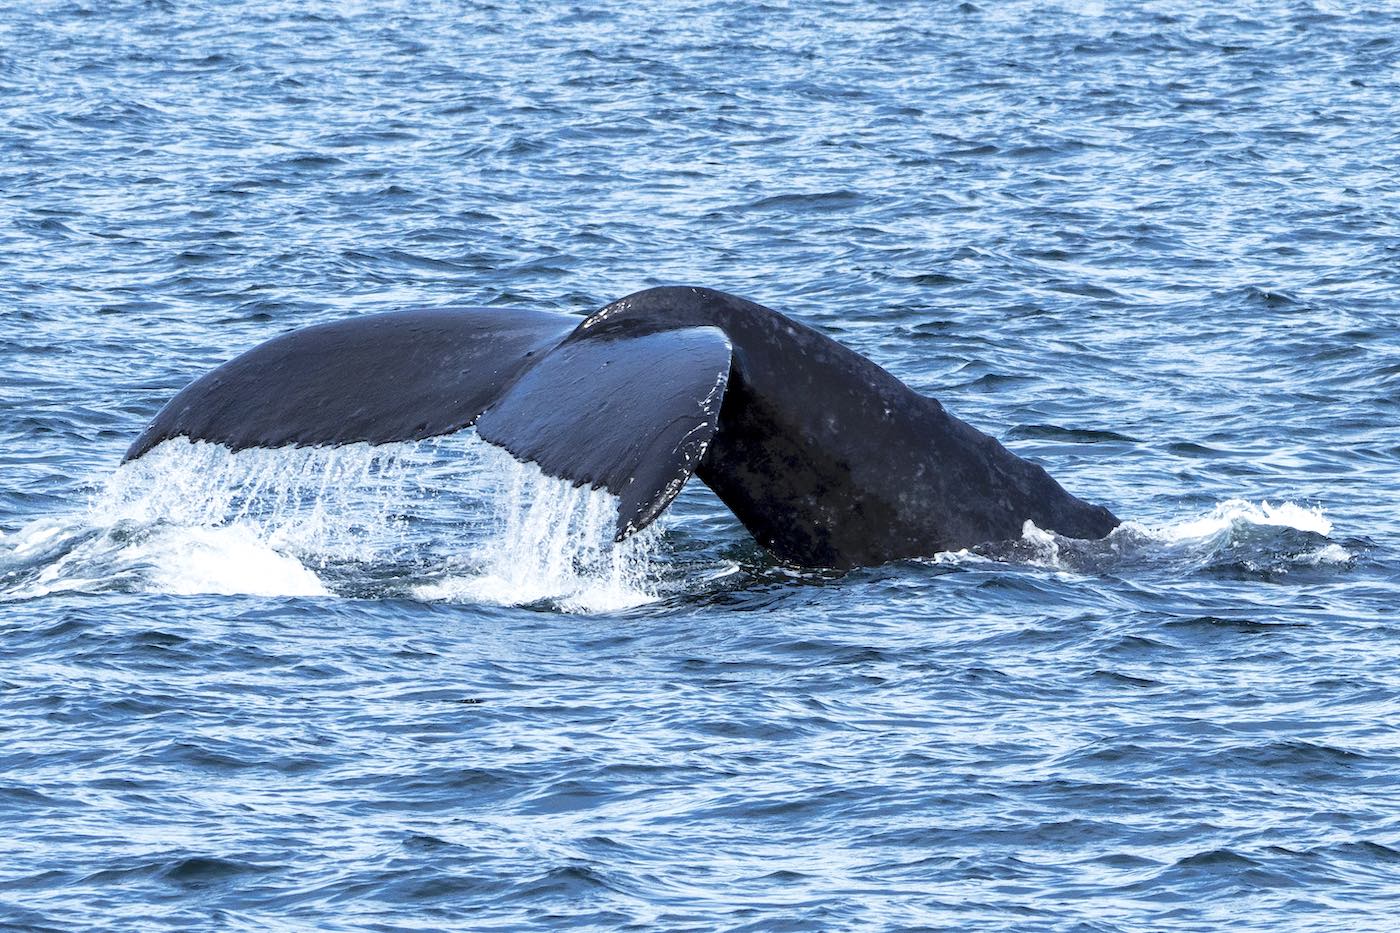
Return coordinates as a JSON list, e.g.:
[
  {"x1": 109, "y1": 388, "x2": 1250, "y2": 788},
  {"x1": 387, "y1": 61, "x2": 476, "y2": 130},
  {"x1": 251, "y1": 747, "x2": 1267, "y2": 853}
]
[
  {"x1": 125, "y1": 285, "x2": 1119, "y2": 569},
  {"x1": 579, "y1": 287, "x2": 1119, "y2": 568}
]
